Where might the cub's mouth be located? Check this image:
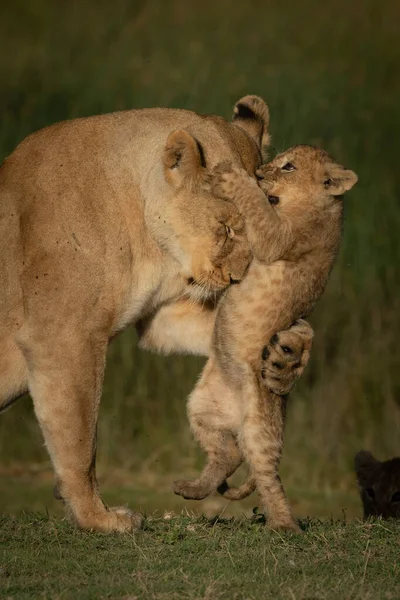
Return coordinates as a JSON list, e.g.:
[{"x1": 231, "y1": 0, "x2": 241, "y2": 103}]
[{"x1": 256, "y1": 167, "x2": 279, "y2": 192}]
